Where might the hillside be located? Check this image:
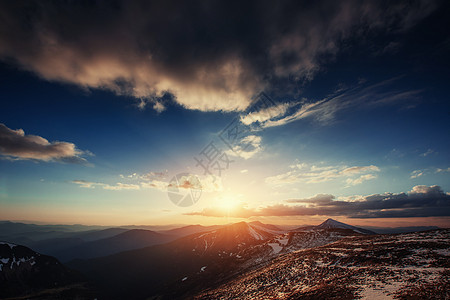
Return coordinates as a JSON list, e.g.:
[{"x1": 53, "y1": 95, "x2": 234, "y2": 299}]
[
  {"x1": 0, "y1": 241, "x2": 93, "y2": 299},
  {"x1": 69, "y1": 221, "x2": 362, "y2": 299},
  {"x1": 195, "y1": 229, "x2": 450, "y2": 299},
  {"x1": 55, "y1": 229, "x2": 175, "y2": 261}
]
